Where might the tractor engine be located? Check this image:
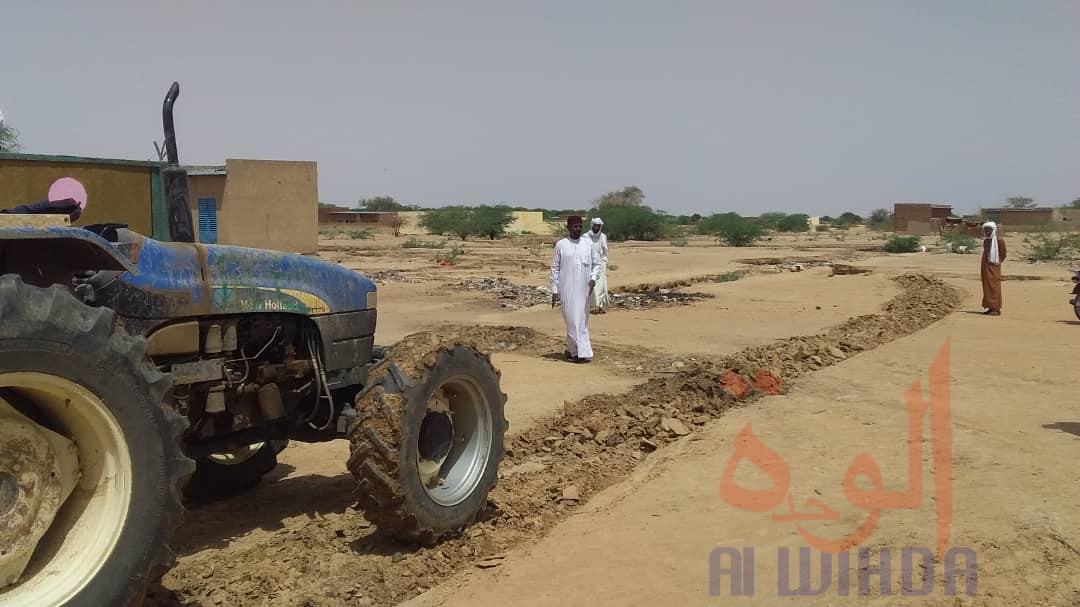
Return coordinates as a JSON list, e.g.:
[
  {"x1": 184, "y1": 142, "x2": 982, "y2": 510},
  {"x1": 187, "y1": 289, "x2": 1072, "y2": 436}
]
[{"x1": 147, "y1": 315, "x2": 326, "y2": 447}]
